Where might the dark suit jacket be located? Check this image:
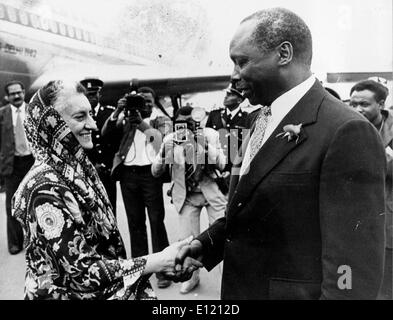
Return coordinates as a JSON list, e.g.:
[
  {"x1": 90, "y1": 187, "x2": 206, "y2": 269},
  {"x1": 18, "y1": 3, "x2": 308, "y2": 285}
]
[
  {"x1": 197, "y1": 80, "x2": 386, "y2": 300},
  {"x1": 0, "y1": 104, "x2": 15, "y2": 177}
]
